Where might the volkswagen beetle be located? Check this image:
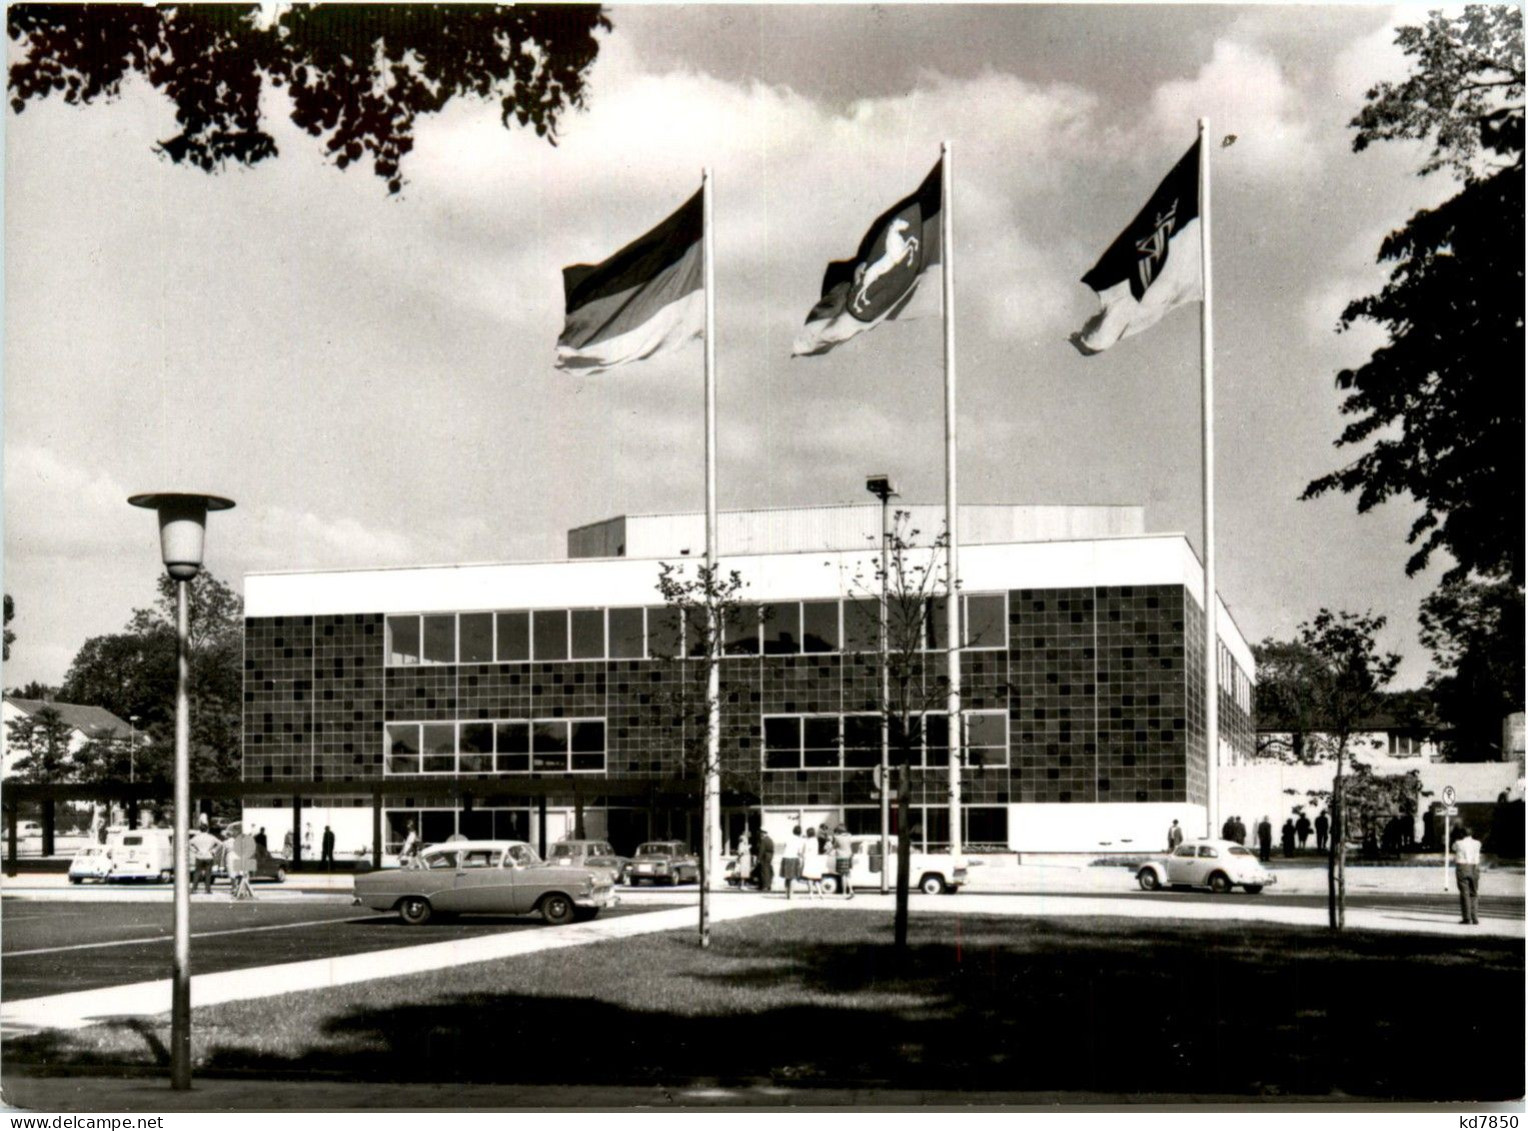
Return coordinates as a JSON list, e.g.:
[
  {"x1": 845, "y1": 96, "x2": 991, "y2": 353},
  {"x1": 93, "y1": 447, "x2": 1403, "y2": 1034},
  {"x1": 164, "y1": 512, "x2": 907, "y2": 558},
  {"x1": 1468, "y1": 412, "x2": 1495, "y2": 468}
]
[{"x1": 1137, "y1": 838, "x2": 1276, "y2": 894}]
